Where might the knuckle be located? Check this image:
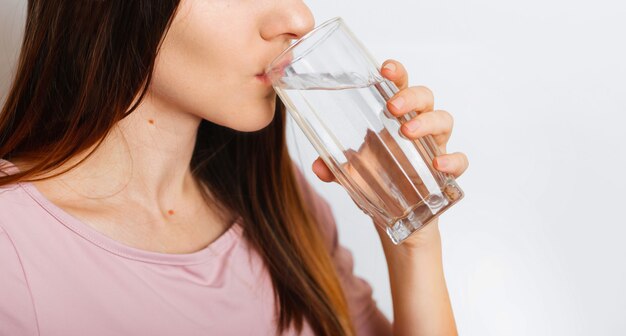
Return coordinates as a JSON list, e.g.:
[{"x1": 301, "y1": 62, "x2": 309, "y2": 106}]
[
  {"x1": 458, "y1": 152, "x2": 469, "y2": 169},
  {"x1": 412, "y1": 86, "x2": 434, "y2": 110},
  {"x1": 405, "y1": 87, "x2": 427, "y2": 110},
  {"x1": 416, "y1": 85, "x2": 434, "y2": 100},
  {"x1": 438, "y1": 110, "x2": 454, "y2": 127}
]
